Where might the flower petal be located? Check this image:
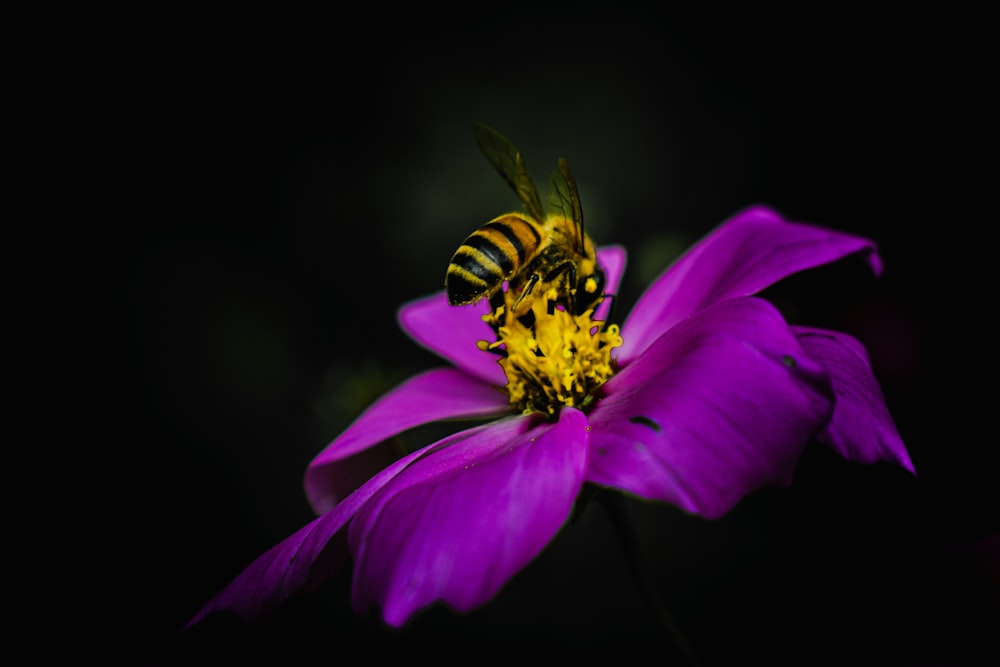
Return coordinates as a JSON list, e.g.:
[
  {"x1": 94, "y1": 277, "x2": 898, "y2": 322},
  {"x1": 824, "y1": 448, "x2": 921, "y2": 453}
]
[
  {"x1": 595, "y1": 244, "x2": 627, "y2": 321},
  {"x1": 618, "y1": 205, "x2": 882, "y2": 363},
  {"x1": 348, "y1": 409, "x2": 590, "y2": 627},
  {"x1": 794, "y1": 326, "x2": 915, "y2": 473},
  {"x1": 398, "y1": 292, "x2": 507, "y2": 385},
  {"x1": 587, "y1": 297, "x2": 834, "y2": 519},
  {"x1": 186, "y1": 442, "x2": 437, "y2": 628},
  {"x1": 305, "y1": 367, "x2": 510, "y2": 514},
  {"x1": 597, "y1": 245, "x2": 627, "y2": 295}
]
